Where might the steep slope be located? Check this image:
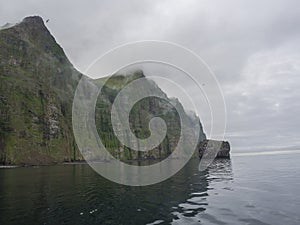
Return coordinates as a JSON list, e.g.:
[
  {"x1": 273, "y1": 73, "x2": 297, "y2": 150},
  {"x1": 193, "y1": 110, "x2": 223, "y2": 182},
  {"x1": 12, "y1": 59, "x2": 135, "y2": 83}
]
[
  {"x1": 94, "y1": 71, "x2": 206, "y2": 161},
  {"x1": 0, "y1": 16, "x2": 206, "y2": 165},
  {"x1": 0, "y1": 16, "x2": 82, "y2": 164}
]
